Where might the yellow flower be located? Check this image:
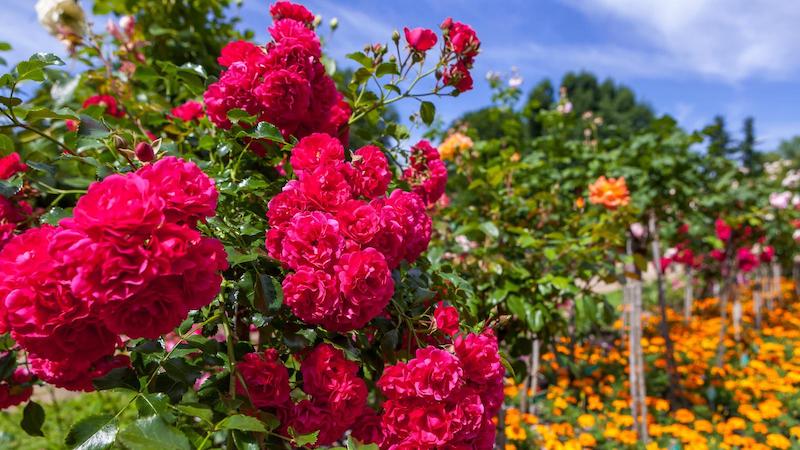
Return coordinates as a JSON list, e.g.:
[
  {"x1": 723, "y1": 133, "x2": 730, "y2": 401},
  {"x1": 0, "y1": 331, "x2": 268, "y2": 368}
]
[
  {"x1": 578, "y1": 433, "x2": 597, "y2": 447},
  {"x1": 694, "y1": 420, "x2": 713, "y2": 433},
  {"x1": 674, "y1": 408, "x2": 695, "y2": 424},
  {"x1": 758, "y1": 399, "x2": 783, "y2": 419},
  {"x1": 505, "y1": 445, "x2": 517, "y2": 450},
  {"x1": 505, "y1": 424, "x2": 527, "y2": 441},
  {"x1": 578, "y1": 414, "x2": 596, "y2": 429},
  {"x1": 766, "y1": 433, "x2": 791, "y2": 449},
  {"x1": 790, "y1": 425, "x2": 800, "y2": 438},
  {"x1": 522, "y1": 413, "x2": 538, "y2": 425},
  {"x1": 654, "y1": 399, "x2": 670, "y2": 412}
]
